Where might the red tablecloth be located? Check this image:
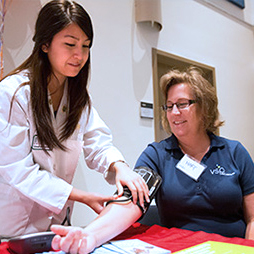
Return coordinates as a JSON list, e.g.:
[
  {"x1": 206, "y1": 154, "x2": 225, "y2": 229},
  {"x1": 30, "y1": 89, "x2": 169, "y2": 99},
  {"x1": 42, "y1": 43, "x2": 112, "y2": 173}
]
[
  {"x1": 1, "y1": 223, "x2": 254, "y2": 253},
  {"x1": 114, "y1": 223, "x2": 254, "y2": 253}
]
